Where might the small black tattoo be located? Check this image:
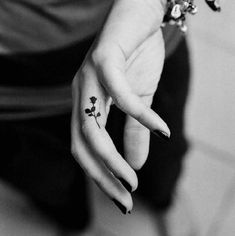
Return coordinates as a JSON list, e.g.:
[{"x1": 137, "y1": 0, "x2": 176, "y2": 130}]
[{"x1": 85, "y1": 96, "x2": 101, "y2": 128}]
